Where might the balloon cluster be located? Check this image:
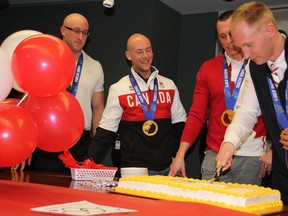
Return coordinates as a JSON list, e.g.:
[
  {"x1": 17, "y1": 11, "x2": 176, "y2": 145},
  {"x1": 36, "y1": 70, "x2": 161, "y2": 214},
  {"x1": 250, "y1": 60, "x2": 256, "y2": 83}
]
[{"x1": 0, "y1": 30, "x2": 84, "y2": 167}]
